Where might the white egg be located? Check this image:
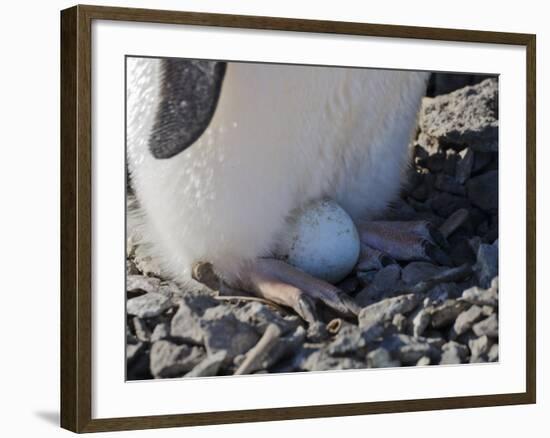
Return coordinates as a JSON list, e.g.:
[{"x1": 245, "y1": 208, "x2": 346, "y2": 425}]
[{"x1": 277, "y1": 199, "x2": 360, "y2": 283}]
